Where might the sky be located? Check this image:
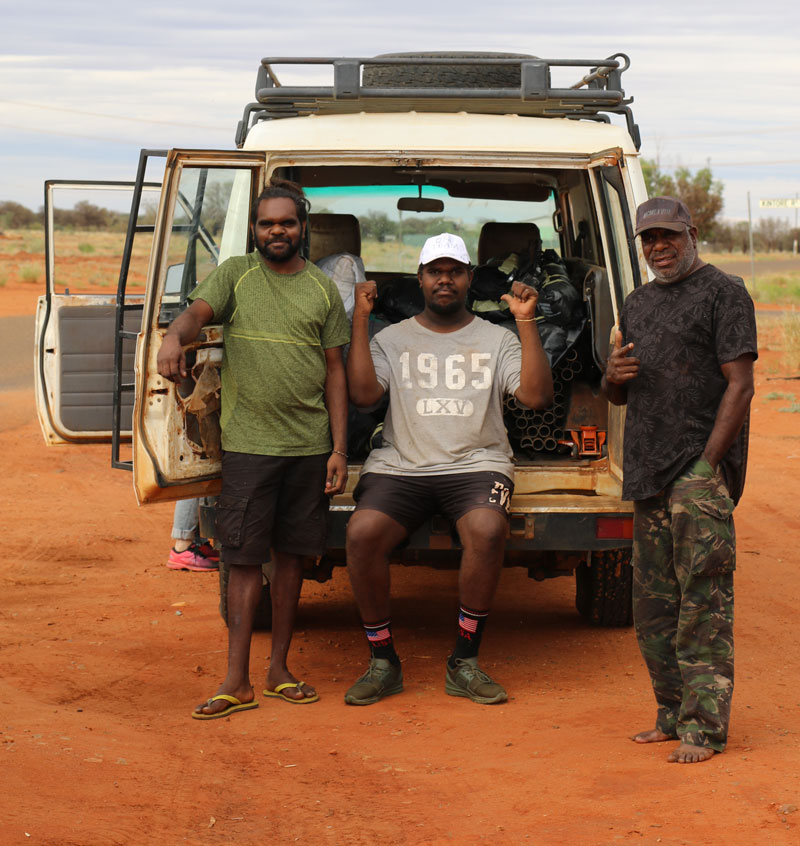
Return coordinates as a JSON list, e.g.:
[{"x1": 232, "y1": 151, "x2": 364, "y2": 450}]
[{"x1": 2, "y1": 0, "x2": 799, "y2": 225}]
